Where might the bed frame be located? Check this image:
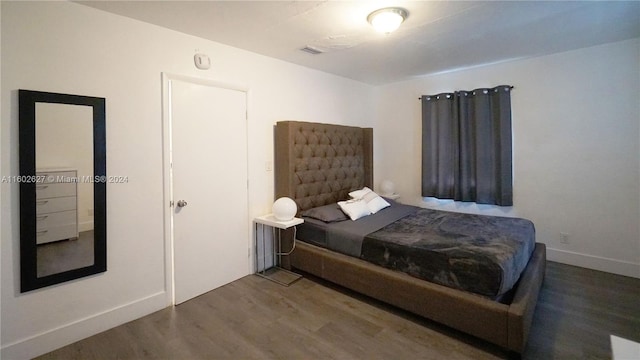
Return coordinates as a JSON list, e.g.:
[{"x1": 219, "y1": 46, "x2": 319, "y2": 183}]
[{"x1": 274, "y1": 120, "x2": 546, "y2": 354}]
